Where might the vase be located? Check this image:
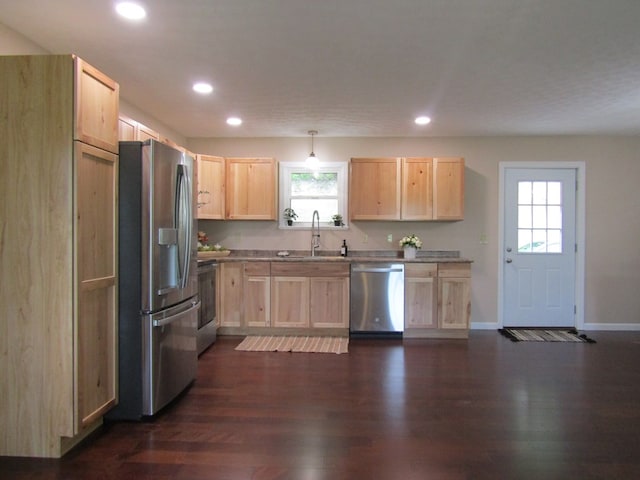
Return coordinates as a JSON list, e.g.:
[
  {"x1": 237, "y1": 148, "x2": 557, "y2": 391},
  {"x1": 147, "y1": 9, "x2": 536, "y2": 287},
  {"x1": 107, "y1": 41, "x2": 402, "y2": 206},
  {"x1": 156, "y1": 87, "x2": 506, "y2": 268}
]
[{"x1": 403, "y1": 246, "x2": 417, "y2": 259}]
